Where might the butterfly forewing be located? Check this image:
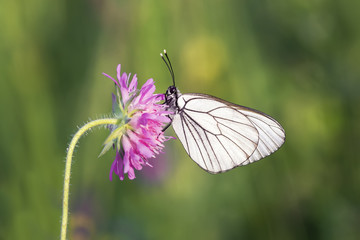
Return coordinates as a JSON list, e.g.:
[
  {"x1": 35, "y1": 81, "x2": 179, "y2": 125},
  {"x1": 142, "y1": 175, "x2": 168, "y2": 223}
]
[{"x1": 171, "y1": 93, "x2": 285, "y2": 173}]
